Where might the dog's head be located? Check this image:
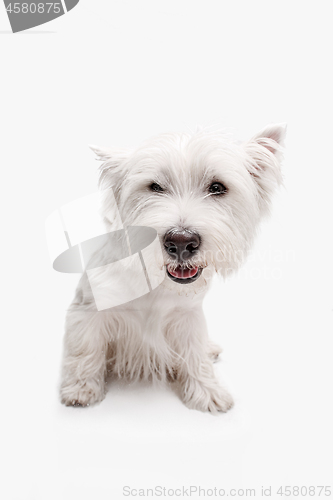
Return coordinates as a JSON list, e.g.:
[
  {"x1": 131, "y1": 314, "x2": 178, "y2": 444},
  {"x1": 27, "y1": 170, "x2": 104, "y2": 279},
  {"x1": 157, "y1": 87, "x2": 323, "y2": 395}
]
[{"x1": 92, "y1": 124, "x2": 285, "y2": 292}]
